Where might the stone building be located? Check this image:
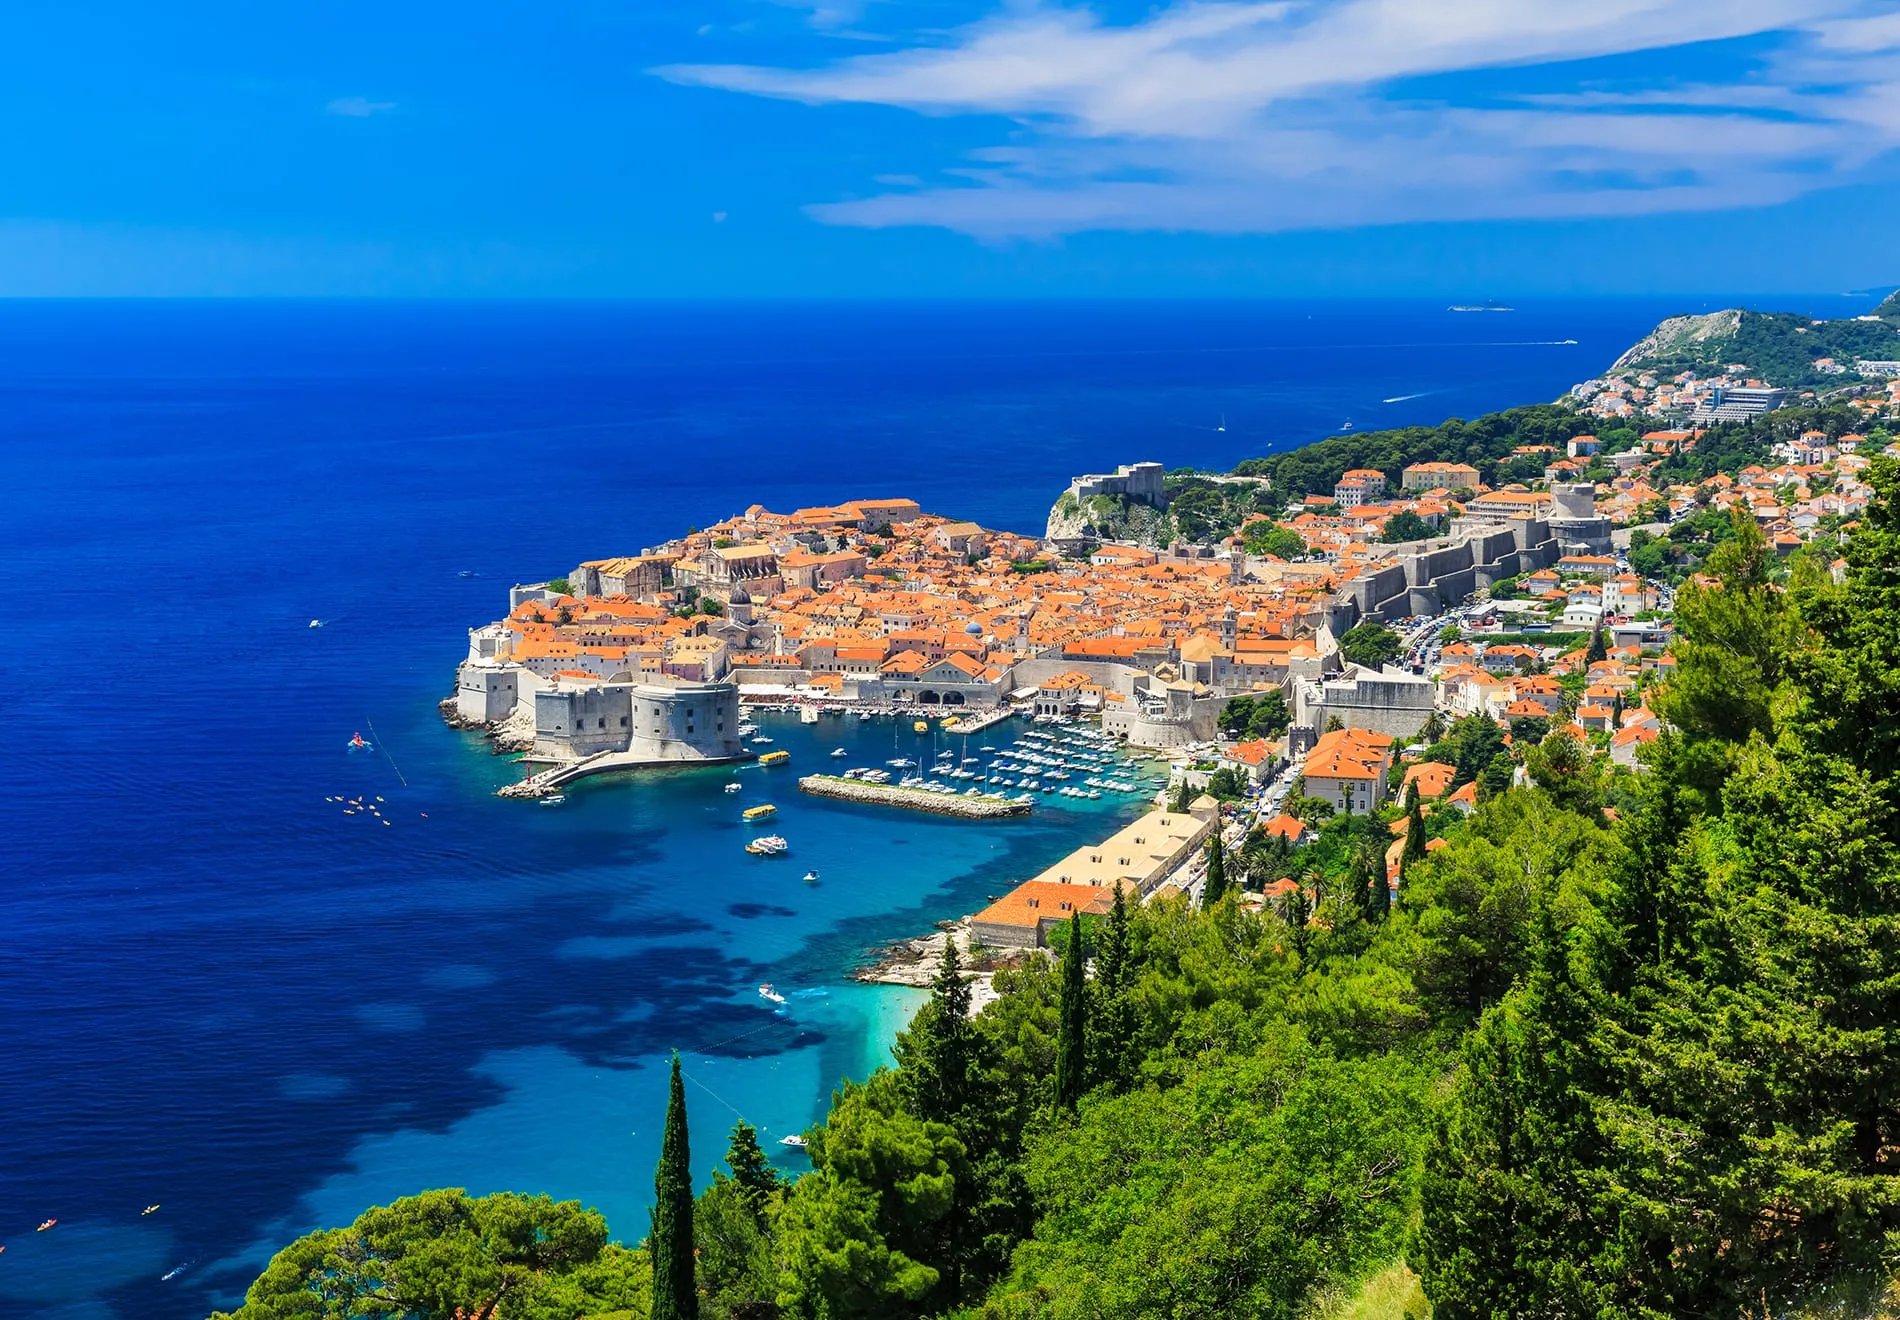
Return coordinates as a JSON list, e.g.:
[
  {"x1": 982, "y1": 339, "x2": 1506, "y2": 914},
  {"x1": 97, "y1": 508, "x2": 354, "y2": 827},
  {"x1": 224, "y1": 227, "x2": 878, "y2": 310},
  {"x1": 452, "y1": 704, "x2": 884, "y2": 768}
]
[
  {"x1": 1064, "y1": 461, "x2": 1167, "y2": 509},
  {"x1": 1291, "y1": 663, "x2": 1435, "y2": 744},
  {"x1": 531, "y1": 675, "x2": 745, "y2": 764}
]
